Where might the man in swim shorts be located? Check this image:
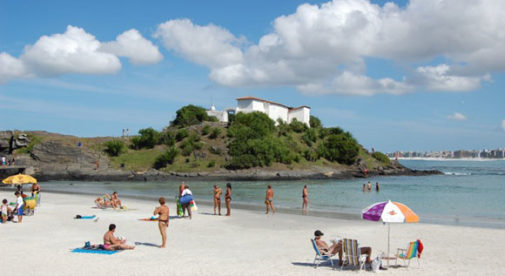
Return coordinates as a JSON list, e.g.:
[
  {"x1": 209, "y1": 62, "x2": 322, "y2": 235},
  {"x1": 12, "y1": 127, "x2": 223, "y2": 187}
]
[
  {"x1": 265, "y1": 185, "x2": 275, "y2": 214},
  {"x1": 213, "y1": 184, "x2": 222, "y2": 215},
  {"x1": 154, "y1": 197, "x2": 169, "y2": 248},
  {"x1": 103, "y1": 224, "x2": 135, "y2": 250}
]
